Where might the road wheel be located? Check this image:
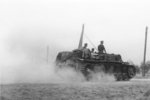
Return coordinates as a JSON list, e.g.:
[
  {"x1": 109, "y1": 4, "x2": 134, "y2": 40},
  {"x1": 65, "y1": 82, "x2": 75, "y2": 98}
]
[
  {"x1": 122, "y1": 73, "x2": 129, "y2": 81},
  {"x1": 114, "y1": 73, "x2": 122, "y2": 81},
  {"x1": 94, "y1": 64, "x2": 105, "y2": 73},
  {"x1": 128, "y1": 67, "x2": 135, "y2": 78}
]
